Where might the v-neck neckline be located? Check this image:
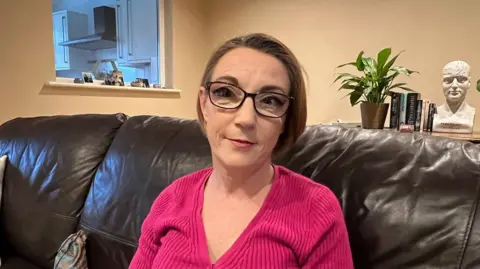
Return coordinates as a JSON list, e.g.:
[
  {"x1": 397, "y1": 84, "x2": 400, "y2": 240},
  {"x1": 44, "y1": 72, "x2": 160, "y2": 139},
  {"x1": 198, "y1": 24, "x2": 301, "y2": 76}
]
[{"x1": 194, "y1": 165, "x2": 281, "y2": 267}]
